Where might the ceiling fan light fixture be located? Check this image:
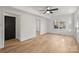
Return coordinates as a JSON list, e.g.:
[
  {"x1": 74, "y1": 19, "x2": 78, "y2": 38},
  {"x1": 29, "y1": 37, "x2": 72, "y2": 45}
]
[
  {"x1": 50, "y1": 11, "x2": 53, "y2": 13},
  {"x1": 46, "y1": 11, "x2": 50, "y2": 13},
  {"x1": 41, "y1": 7, "x2": 58, "y2": 14}
]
